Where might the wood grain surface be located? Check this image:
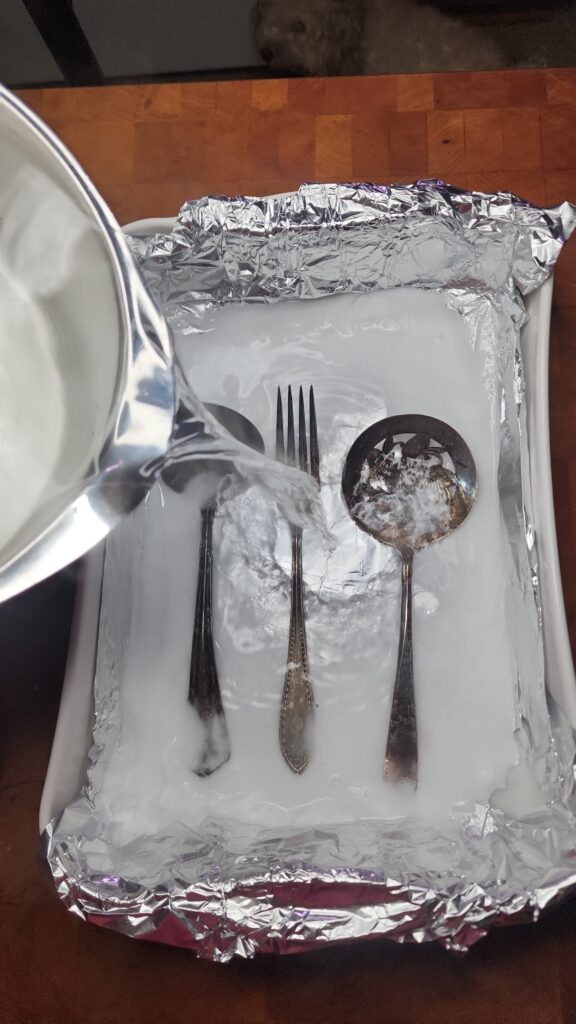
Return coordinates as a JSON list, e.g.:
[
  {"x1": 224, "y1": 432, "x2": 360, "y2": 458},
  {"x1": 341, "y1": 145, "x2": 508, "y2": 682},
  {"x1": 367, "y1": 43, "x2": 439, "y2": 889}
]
[{"x1": 2, "y1": 70, "x2": 576, "y2": 1024}]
